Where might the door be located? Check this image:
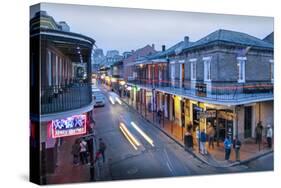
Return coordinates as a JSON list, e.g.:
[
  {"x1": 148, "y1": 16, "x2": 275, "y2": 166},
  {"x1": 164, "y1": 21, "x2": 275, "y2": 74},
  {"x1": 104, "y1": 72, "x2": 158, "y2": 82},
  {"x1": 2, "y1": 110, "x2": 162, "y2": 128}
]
[{"x1": 244, "y1": 106, "x2": 252, "y2": 138}]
